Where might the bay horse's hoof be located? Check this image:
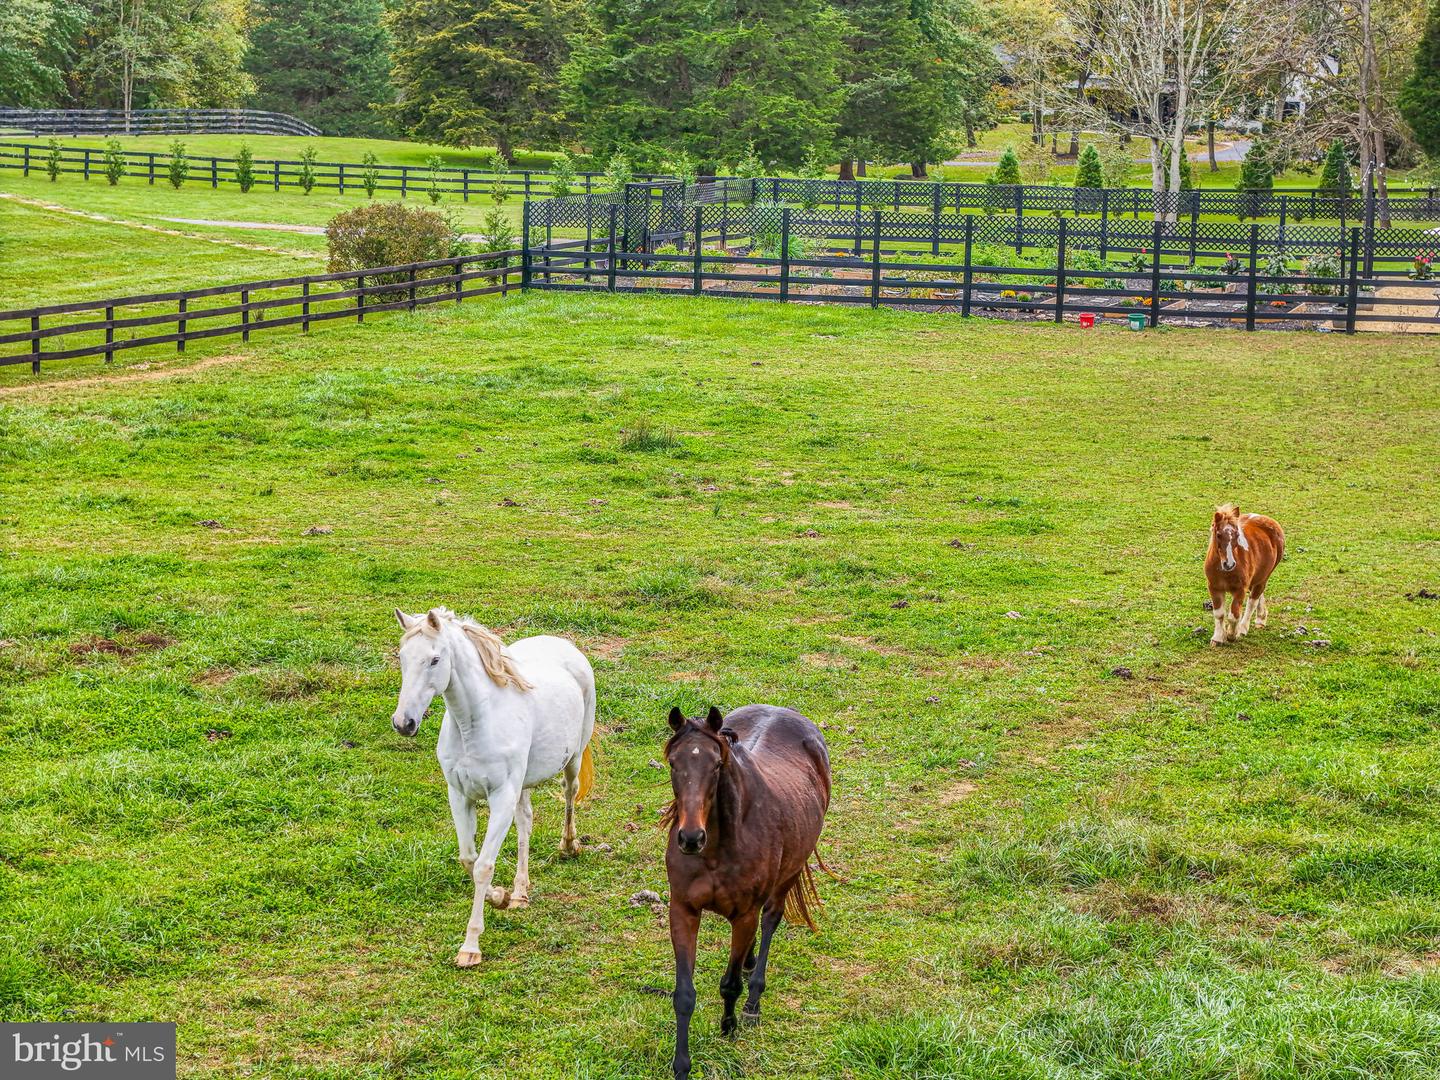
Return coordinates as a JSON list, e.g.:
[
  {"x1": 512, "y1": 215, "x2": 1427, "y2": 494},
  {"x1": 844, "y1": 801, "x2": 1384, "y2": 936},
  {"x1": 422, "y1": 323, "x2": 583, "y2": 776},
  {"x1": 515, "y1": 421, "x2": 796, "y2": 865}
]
[
  {"x1": 740, "y1": 1009, "x2": 760, "y2": 1028},
  {"x1": 720, "y1": 1016, "x2": 738, "y2": 1037},
  {"x1": 455, "y1": 949, "x2": 482, "y2": 968}
]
